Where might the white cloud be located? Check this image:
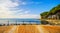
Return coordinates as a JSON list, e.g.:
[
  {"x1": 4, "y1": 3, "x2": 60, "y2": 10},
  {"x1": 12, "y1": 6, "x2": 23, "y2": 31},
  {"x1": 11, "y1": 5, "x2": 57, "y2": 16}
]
[
  {"x1": 0, "y1": 0, "x2": 40, "y2": 18},
  {"x1": 23, "y1": 1, "x2": 42, "y2": 5},
  {"x1": 21, "y1": 2, "x2": 27, "y2": 5}
]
